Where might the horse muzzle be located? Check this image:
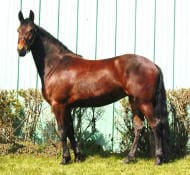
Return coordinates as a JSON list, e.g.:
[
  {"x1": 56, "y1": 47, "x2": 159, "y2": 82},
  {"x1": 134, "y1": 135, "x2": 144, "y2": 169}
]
[
  {"x1": 17, "y1": 48, "x2": 27, "y2": 56},
  {"x1": 17, "y1": 39, "x2": 28, "y2": 56}
]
